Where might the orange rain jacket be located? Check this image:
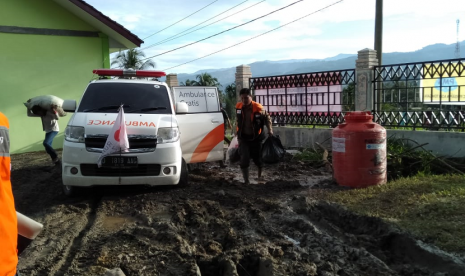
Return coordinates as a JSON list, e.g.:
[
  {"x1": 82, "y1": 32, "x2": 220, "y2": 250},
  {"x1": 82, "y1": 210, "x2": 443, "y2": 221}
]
[
  {"x1": 235, "y1": 101, "x2": 269, "y2": 141},
  {"x1": 0, "y1": 112, "x2": 18, "y2": 276}
]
